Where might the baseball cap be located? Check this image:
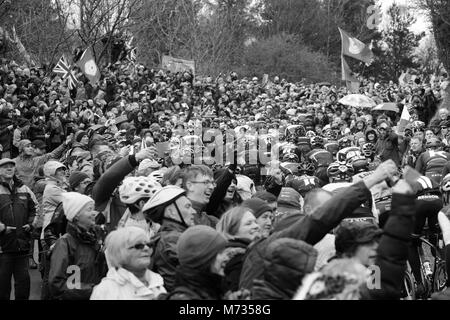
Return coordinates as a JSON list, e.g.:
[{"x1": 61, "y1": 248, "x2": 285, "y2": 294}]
[{"x1": 0, "y1": 158, "x2": 15, "y2": 167}]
